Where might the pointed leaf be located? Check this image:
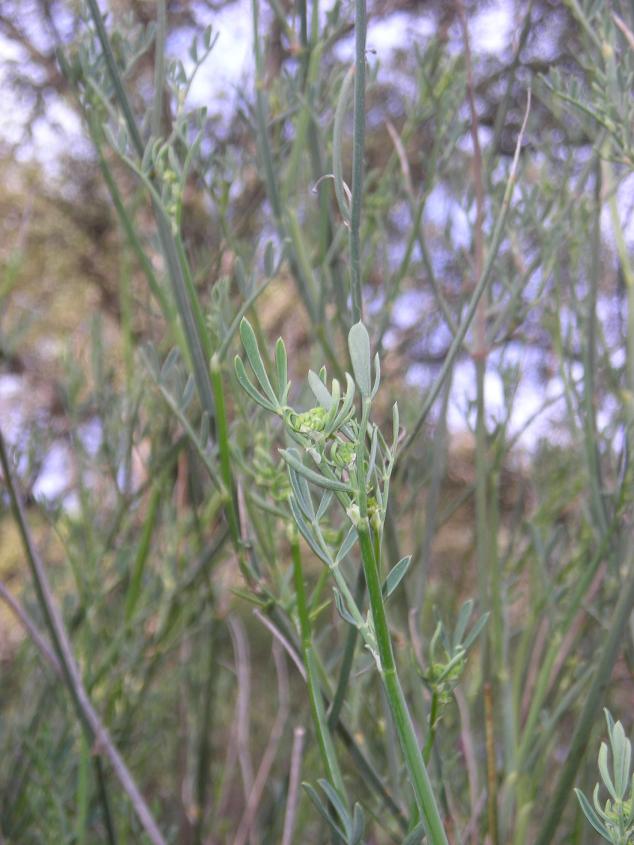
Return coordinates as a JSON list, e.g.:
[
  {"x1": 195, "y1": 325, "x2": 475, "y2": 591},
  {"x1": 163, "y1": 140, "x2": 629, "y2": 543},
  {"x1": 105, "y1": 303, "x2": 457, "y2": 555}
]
[
  {"x1": 316, "y1": 491, "x2": 334, "y2": 521},
  {"x1": 275, "y1": 338, "x2": 288, "y2": 403},
  {"x1": 234, "y1": 356, "x2": 277, "y2": 412},
  {"x1": 334, "y1": 525, "x2": 358, "y2": 565},
  {"x1": 239, "y1": 318, "x2": 278, "y2": 406},
  {"x1": 609, "y1": 718, "x2": 630, "y2": 799},
  {"x1": 370, "y1": 352, "x2": 381, "y2": 398},
  {"x1": 462, "y1": 611, "x2": 490, "y2": 651},
  {"x1": 575, "y1": 789, "x2": 610, "y2": 840},
  {"x1": 280, "y1": 449, "x2": 353, "y2": 493},
  {"x1": 598, "y1": 742, "x2": 618, "y2": 801},
  {"x1": 350, "y1": 803, "x2": 365, "y2": 845},
  {"x1": 333, "y1": 587, "x2": 359, "y2": 627},
  {"x1": 317, "y1": 779, "x2": 350, "y2": 833},
  {"x1": 382, "y1": 555, "x2": 412, "y2": 599},
  {"x1": 308, "y1": 369, "x2": 335, "y2": 410},
  {"x1": 302, "y1": 783, "x2": 347, "y2": 840},
  {"x1": 160, "y1": 346, "x2": 181, "y2": 382},
  {"x1": 181, "y1": 374, "x2": 195, "y2": 410},
  {"x1": 402, "y1": 822, "x2": 427, "y2": 845},
  {"x1": 288, "y1": 460, "x2": 315, "y2": 520},
  {"x1": 453, "y1": 599, "x2": 474, "y2": 649},
  {"x1": 289, "y1": 497, "x2": 331, "y2": 565},
  {"x1": 332, "y1": 374, "x2": 356, "y2": 430}
]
